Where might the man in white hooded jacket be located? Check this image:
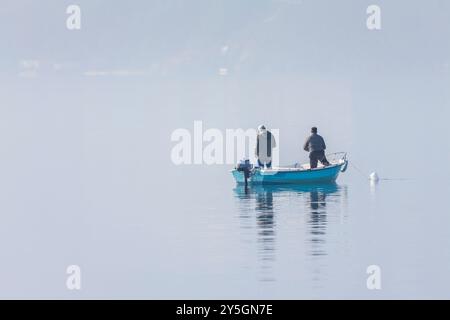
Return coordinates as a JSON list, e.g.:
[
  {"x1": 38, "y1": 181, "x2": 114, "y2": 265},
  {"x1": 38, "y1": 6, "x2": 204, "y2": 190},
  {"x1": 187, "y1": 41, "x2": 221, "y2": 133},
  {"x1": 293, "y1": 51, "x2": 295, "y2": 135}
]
[{"x1": 255, "y1": 125, "x2": 277, "y2": 169}]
